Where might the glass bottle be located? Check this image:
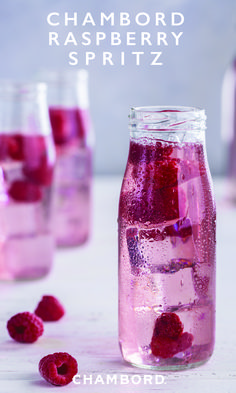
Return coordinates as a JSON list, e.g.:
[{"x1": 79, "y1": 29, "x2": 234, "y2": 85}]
[
  {"x1": 118, "y1": 106, "x2": 216, "y2": 370},
  {"x1": 44, "y1": 70, "x2": 93, "y2": 247},
  {"x1": 0, "y1": 81, "x2": 56, "y2": 280}
]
